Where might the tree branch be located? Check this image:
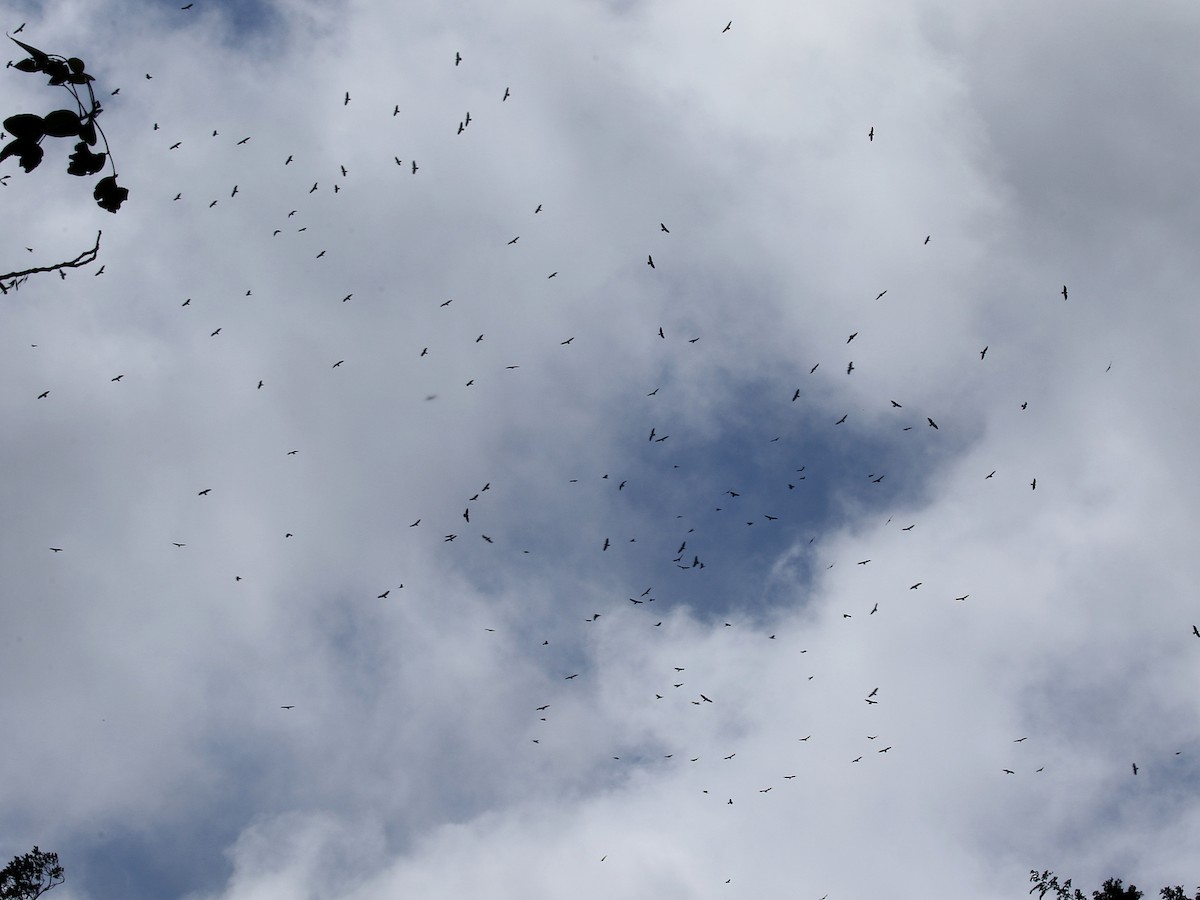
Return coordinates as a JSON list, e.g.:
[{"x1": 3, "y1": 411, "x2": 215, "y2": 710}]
[{"x1": 0, "y1": 230, "x2": 101, "y2": 293}]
